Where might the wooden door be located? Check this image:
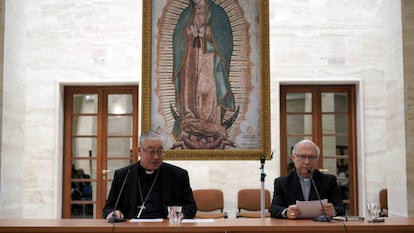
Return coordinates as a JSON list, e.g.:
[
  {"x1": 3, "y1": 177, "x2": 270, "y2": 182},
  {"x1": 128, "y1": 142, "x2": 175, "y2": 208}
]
[
  {"x1": 62, "y1": 86, "x2": 138, "y2": 219},
  {"x1": 280, "y1": 85, "x2": 357, "y2": 215}
]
